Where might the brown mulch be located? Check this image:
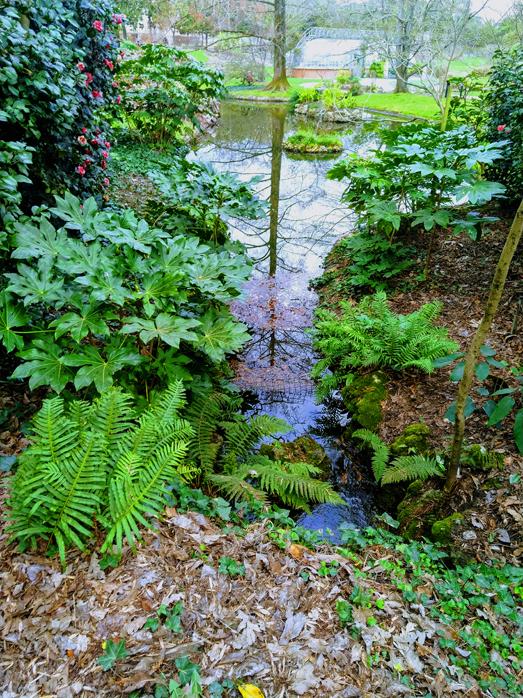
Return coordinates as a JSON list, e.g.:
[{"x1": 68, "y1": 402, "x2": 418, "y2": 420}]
[{"x1": 0, "y1": 511, "x2": 505, "y2": 697}]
